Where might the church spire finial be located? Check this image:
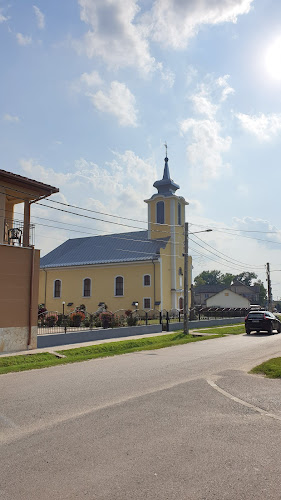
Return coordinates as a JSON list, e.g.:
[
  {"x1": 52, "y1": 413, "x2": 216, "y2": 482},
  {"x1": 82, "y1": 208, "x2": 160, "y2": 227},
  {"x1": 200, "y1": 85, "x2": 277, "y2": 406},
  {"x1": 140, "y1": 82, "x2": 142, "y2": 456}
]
[{"x1": 152, "y1": 145, "x2": 180, "y2": 195}]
